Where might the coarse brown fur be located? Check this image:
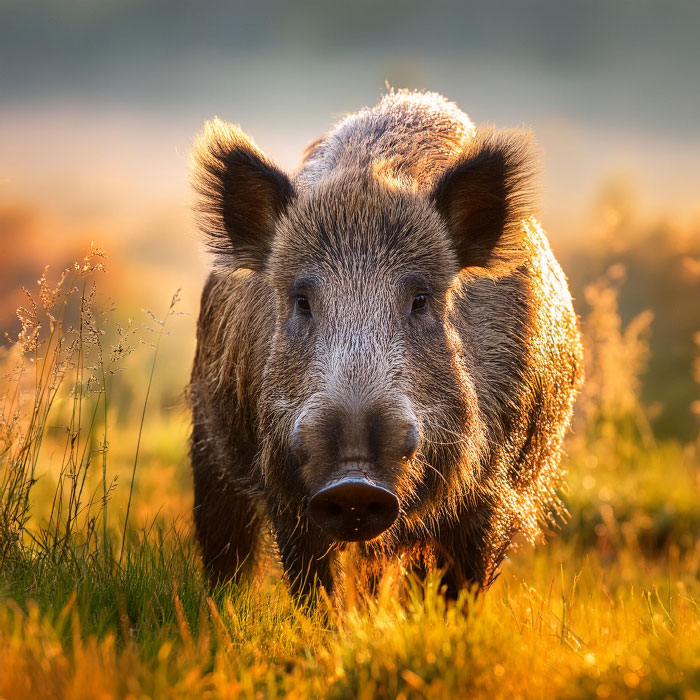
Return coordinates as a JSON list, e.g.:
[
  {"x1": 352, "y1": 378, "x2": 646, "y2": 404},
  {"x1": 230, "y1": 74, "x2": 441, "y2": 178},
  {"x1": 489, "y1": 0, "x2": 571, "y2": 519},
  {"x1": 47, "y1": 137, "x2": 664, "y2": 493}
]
[{"x1": 189, "y1": 90, "x2": 584, "y2": 599}]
